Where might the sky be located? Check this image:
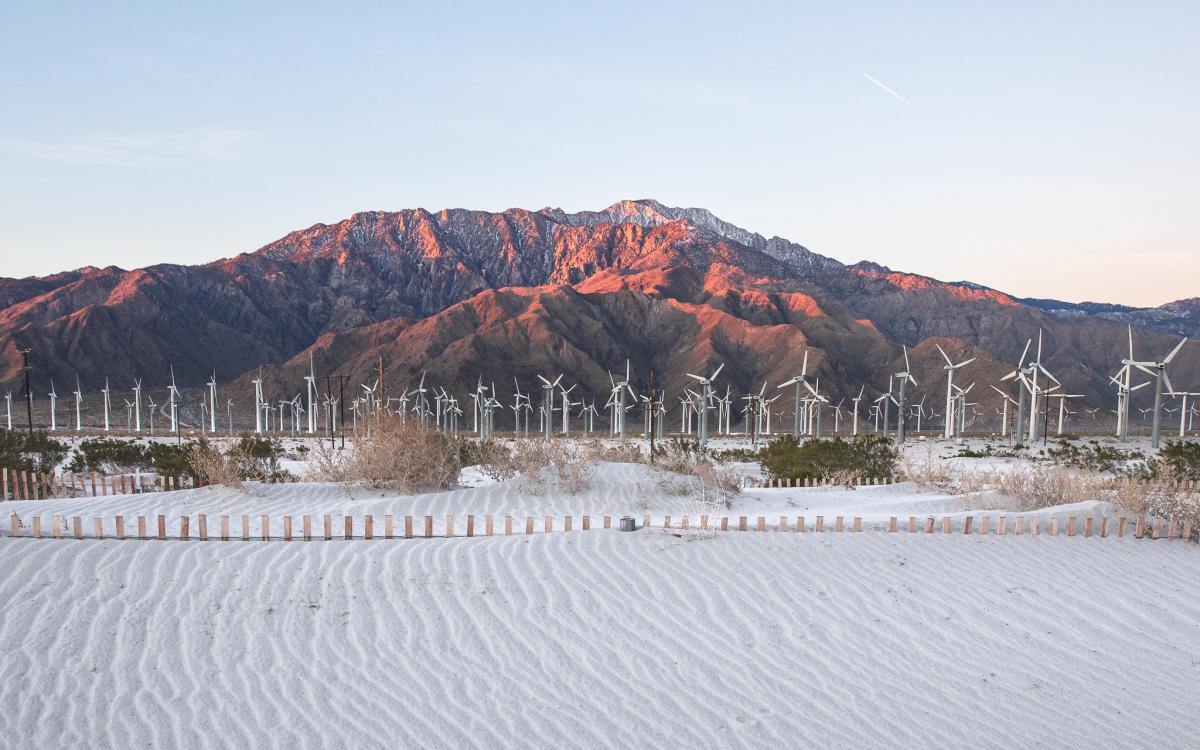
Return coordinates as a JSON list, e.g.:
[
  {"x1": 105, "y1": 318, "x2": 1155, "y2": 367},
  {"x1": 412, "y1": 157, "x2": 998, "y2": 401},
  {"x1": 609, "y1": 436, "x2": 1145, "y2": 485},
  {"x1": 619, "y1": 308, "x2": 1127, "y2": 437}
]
[{"x1": 1, "y1": 1, "x2": 1196, "y2": 307}]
